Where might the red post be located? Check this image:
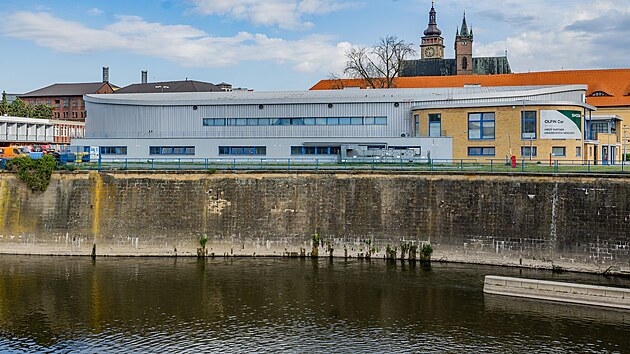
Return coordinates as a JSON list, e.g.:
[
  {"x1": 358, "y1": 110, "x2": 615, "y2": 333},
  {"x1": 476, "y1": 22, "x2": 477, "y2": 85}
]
[{"x1": 511, "y1": 155, "x2": 517, "y2": 168}]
